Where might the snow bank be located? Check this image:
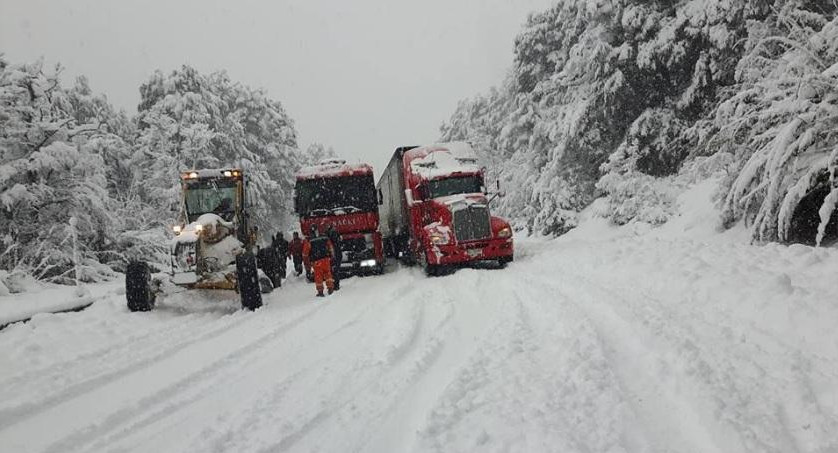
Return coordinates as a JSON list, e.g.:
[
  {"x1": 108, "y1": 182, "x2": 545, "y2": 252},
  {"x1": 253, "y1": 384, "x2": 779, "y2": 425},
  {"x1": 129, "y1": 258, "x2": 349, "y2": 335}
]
[{"x1": 0, "y1": 281, "x2": 121, "y2": 327}]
